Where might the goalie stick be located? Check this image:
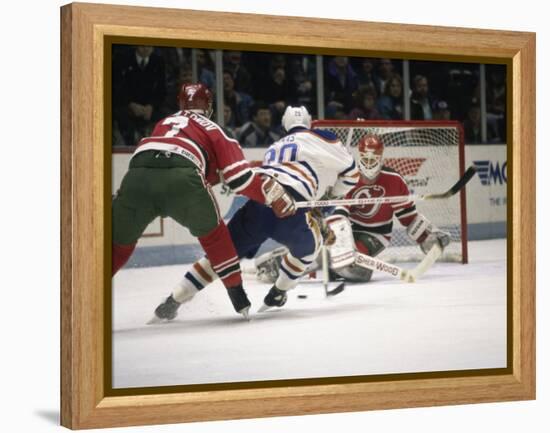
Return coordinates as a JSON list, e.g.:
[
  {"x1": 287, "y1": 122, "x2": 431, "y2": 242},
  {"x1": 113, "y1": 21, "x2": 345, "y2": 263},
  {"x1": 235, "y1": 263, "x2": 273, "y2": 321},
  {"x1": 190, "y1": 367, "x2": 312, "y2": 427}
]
[
  {"x1": 354, "y1": 243, "x2": 443, "y2": 283},
  {"x1": 295, "y1": 165, "x2": 477, "y2": 209}
]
